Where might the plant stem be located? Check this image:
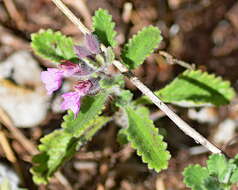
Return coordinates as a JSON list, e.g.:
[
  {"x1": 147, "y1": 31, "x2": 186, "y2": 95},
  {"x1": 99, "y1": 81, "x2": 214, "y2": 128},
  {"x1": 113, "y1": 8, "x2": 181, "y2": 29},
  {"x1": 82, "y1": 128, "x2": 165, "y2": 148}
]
[
  {"x1": 51, "y1": 0, "x2": 222, "y2": 154},
  {"x1": 159, "y1": 51, "x2": 195, "y2": 70},
  {"x1": 113, "y1": 61, "x2": 221, "y2": 154},
  {"x1": 52, "y1": 0, "x2": 90, "y2": 34}
]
